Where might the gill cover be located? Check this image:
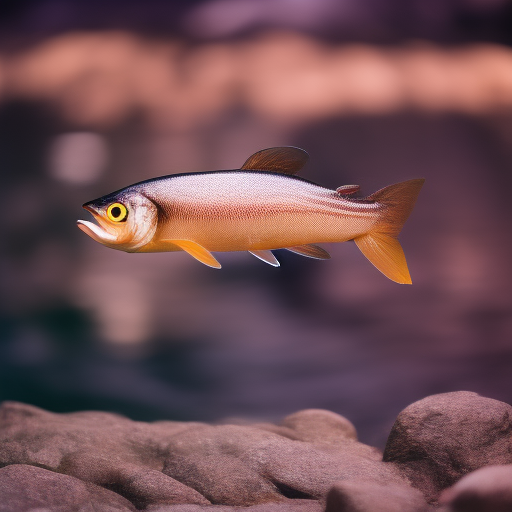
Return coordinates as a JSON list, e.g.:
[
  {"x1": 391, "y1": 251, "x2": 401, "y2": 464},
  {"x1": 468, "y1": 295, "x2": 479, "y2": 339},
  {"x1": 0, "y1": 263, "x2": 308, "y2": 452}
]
[{"x1": 77, "y1": 192, "x2": 158, "y2": 252}]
